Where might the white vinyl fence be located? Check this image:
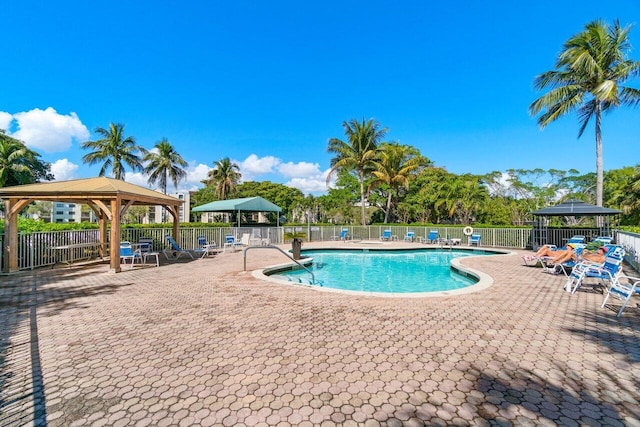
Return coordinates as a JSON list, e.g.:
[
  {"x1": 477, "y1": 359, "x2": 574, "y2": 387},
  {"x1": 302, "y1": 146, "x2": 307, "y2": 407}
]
[{"x1": 2, "y1": 226, "x2": 639, "y2": 272}]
